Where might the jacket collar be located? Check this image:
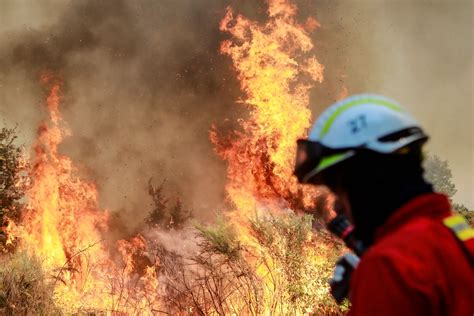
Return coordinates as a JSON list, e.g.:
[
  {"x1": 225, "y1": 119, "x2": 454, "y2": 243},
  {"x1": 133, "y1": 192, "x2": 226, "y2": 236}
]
[{"x1": 375, "y1": 193, "x2": 452, "y2": 242}]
